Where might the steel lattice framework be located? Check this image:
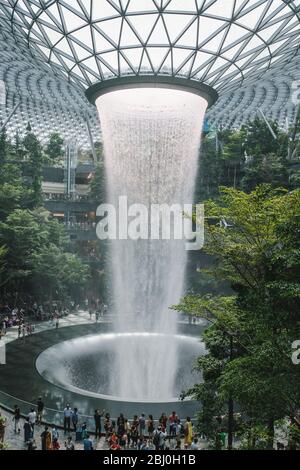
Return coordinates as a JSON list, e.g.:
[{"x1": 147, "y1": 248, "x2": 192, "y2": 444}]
[
  {"x1": 0, "y1": 0, "x2": 299, "y2": 144},
  {"x1": 0, "y1": 0, "x2": 300, "y2": 92}
]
